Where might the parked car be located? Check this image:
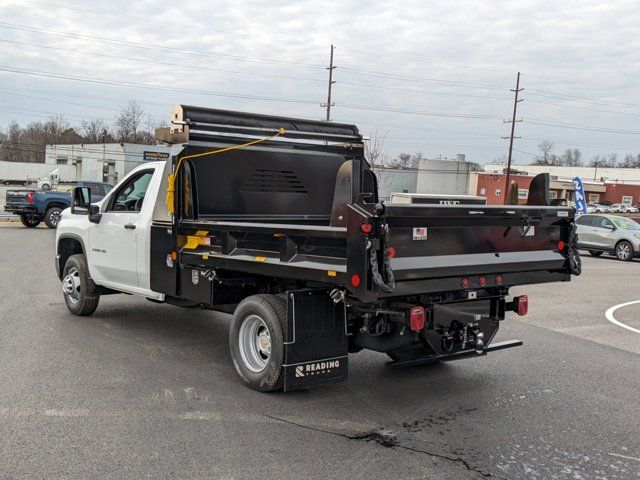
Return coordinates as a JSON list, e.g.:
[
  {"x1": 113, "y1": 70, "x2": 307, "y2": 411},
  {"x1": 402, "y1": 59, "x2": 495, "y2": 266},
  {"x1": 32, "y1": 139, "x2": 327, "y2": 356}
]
[
  {"x1": 611, "y1": 203, "x2": 639, "y2": 214},
  {"x1": 586, "y1": 205, "x2": 597, "y2": 213},
  {"x1": 592, "y1": 204, "x2": 613, "y2": 213},
  {"x1": 4, "y1": 181, "x2": 111, "y2": 228},
  {"x1": 576, "y1": 214, "x2": 640, "y2": 261}
]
